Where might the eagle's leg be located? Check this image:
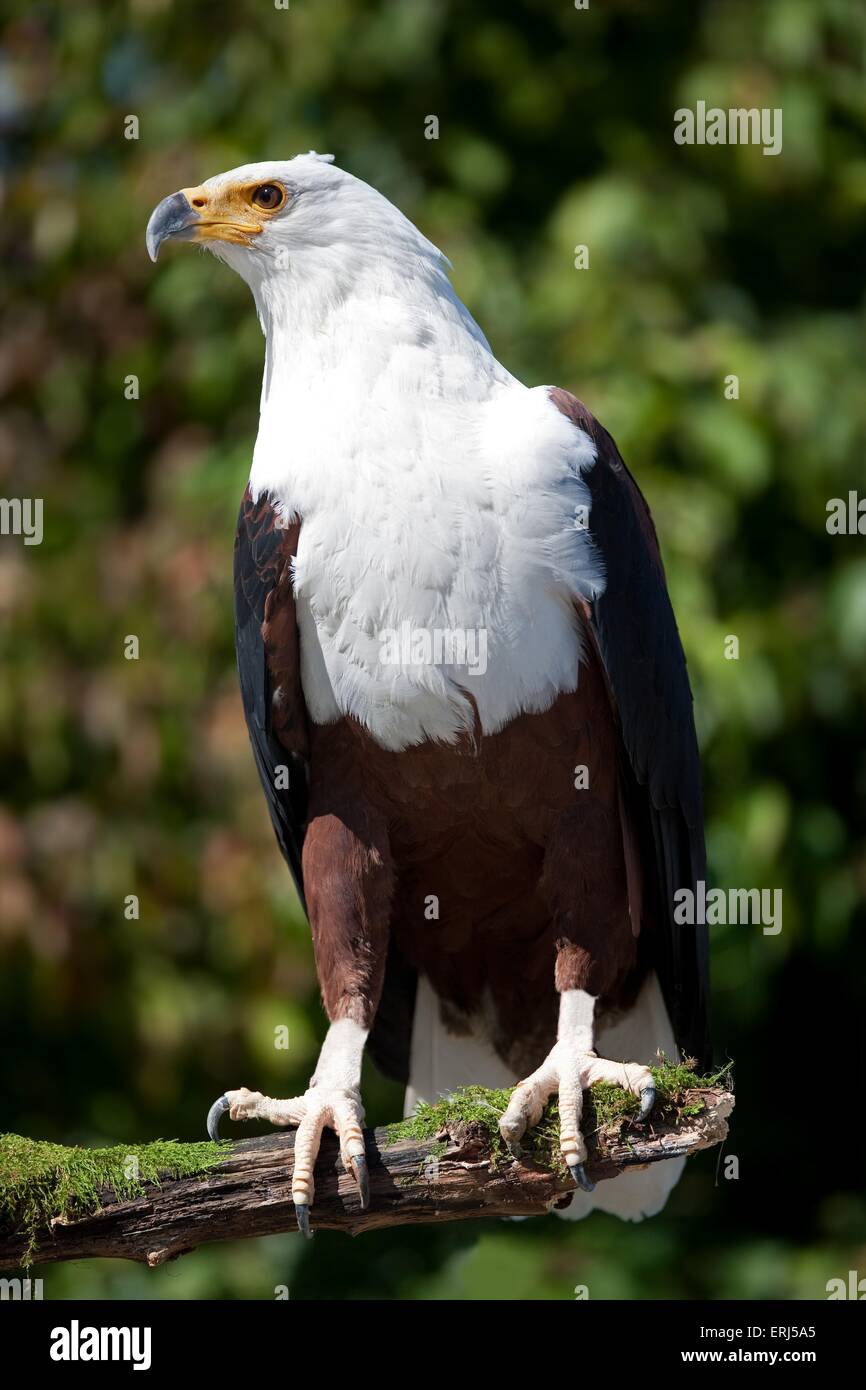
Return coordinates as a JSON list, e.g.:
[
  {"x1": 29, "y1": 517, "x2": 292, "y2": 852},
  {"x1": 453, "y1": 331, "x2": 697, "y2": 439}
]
[
  {"x1": 498, "y1": 990, "x2": 655, "y2": 1189},
  {"x1": 206, "y1": 808, "x2": 393, "y2": 1236},
  {"x1": 499, "y1": 799, "x2": 653, "y2": 1186}
]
